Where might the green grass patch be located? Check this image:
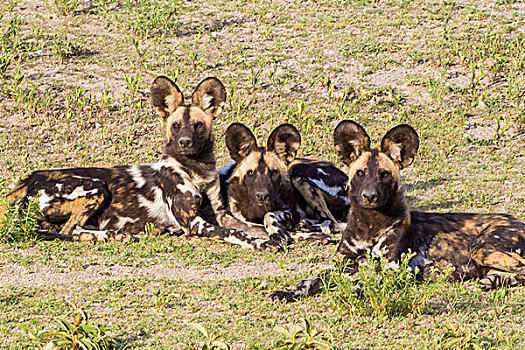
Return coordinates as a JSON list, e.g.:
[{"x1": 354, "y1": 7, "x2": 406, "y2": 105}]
[{"x1": 0, "y1": 196, "x2": 41, "y2": 244}]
